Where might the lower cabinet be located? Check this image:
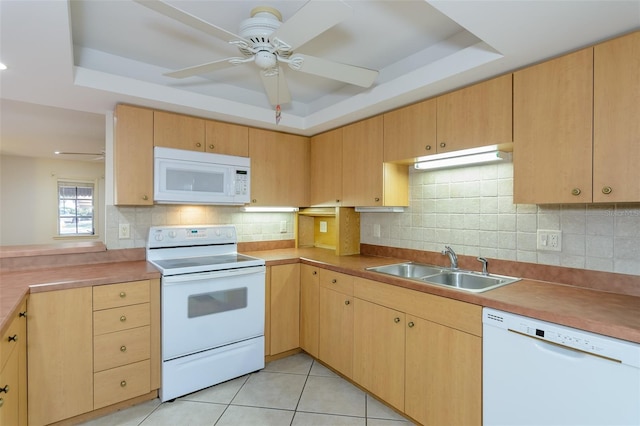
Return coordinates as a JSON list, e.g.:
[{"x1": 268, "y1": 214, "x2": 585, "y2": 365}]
[
  {"x1": 299, "y1": 264, "x2": 320, "y2": 358},
  {"x1": 0, "y1": 298, "x2": 27, "y2": 426},
  {"x1": 267, "y1": 264, "x2": 300, "y2": 356},
  {"x1": 27, "y1": 280, "x2": 160, "y2": 426}
]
